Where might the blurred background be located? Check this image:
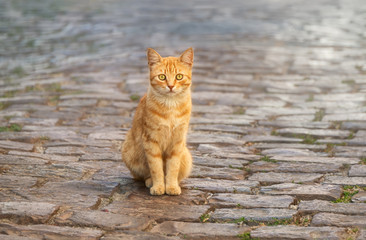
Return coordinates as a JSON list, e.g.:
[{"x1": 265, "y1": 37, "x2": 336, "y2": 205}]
[{"x1": 1, "y1": 0, "x2": 365, "y2": 90}]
